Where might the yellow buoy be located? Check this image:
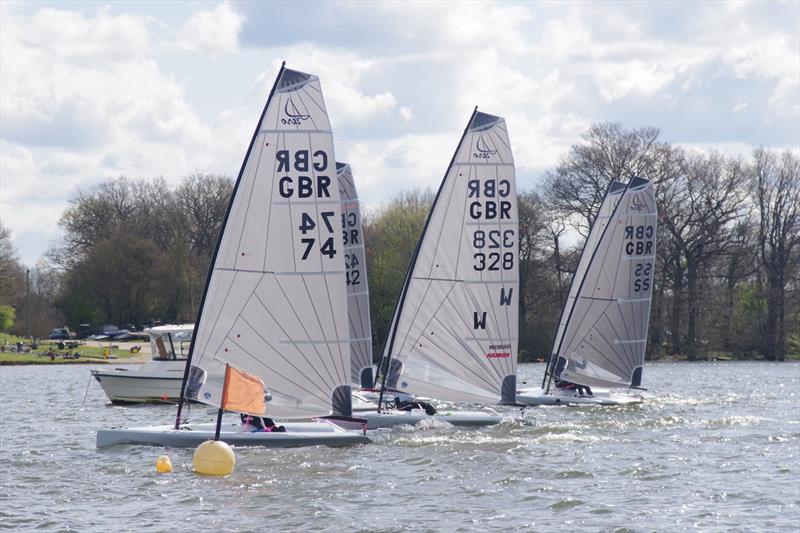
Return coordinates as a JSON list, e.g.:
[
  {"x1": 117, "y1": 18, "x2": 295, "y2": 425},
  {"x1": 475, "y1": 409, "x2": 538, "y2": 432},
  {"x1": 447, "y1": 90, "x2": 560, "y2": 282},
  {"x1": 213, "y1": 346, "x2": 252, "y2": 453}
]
[
  {"x1": 192, "y1": 440, "x2": 235, "y2": 476},
  {"x1": 155, "y1": 455, "x2": 173, "y2": 473}
]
